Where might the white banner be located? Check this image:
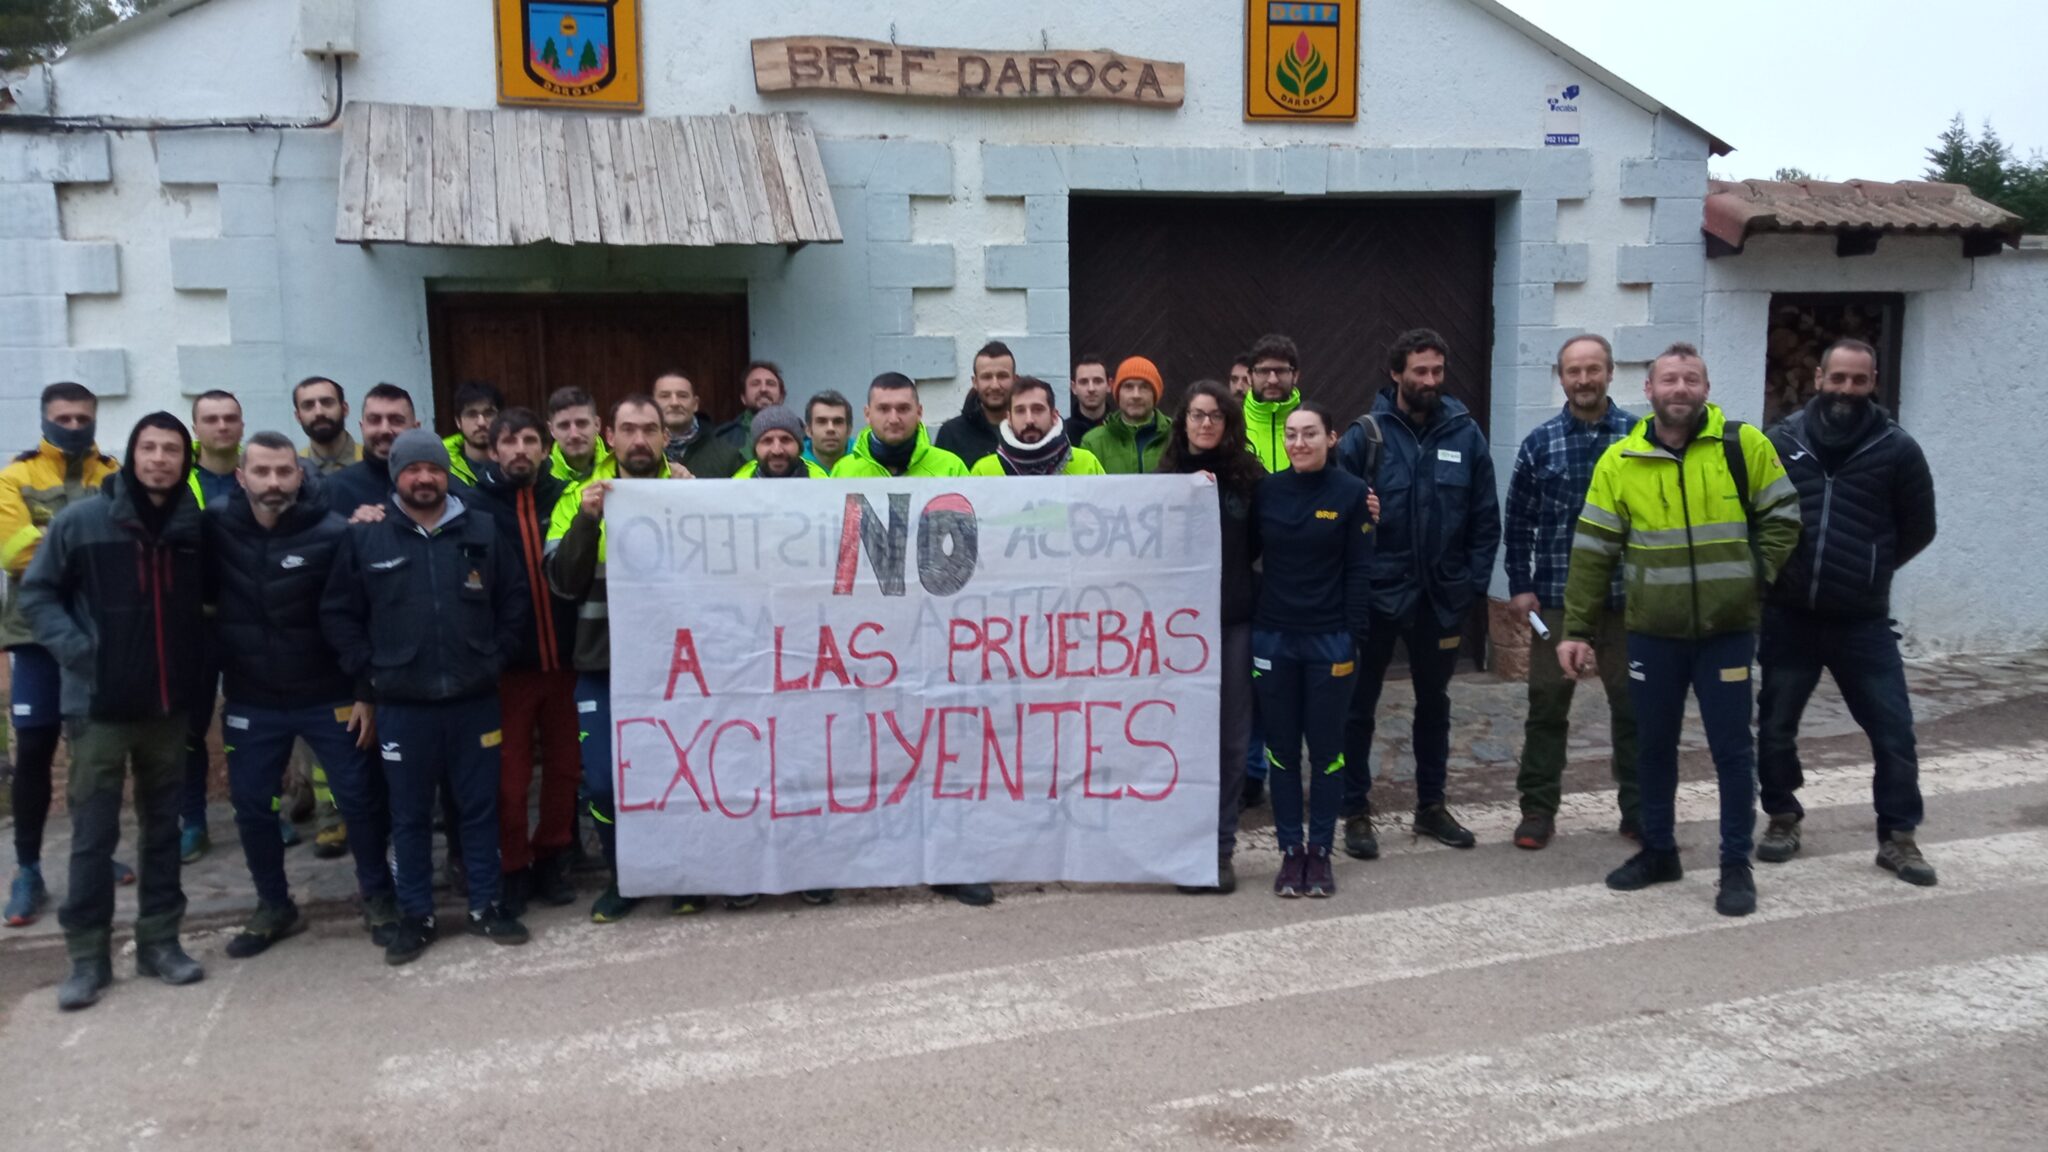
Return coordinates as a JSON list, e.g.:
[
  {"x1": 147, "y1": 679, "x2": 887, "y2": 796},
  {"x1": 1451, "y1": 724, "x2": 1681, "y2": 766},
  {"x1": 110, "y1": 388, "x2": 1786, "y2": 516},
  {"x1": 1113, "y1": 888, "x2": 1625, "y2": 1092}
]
[{"x1": 605, "y1": 473, "x2": 1222, "y2": 895}]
